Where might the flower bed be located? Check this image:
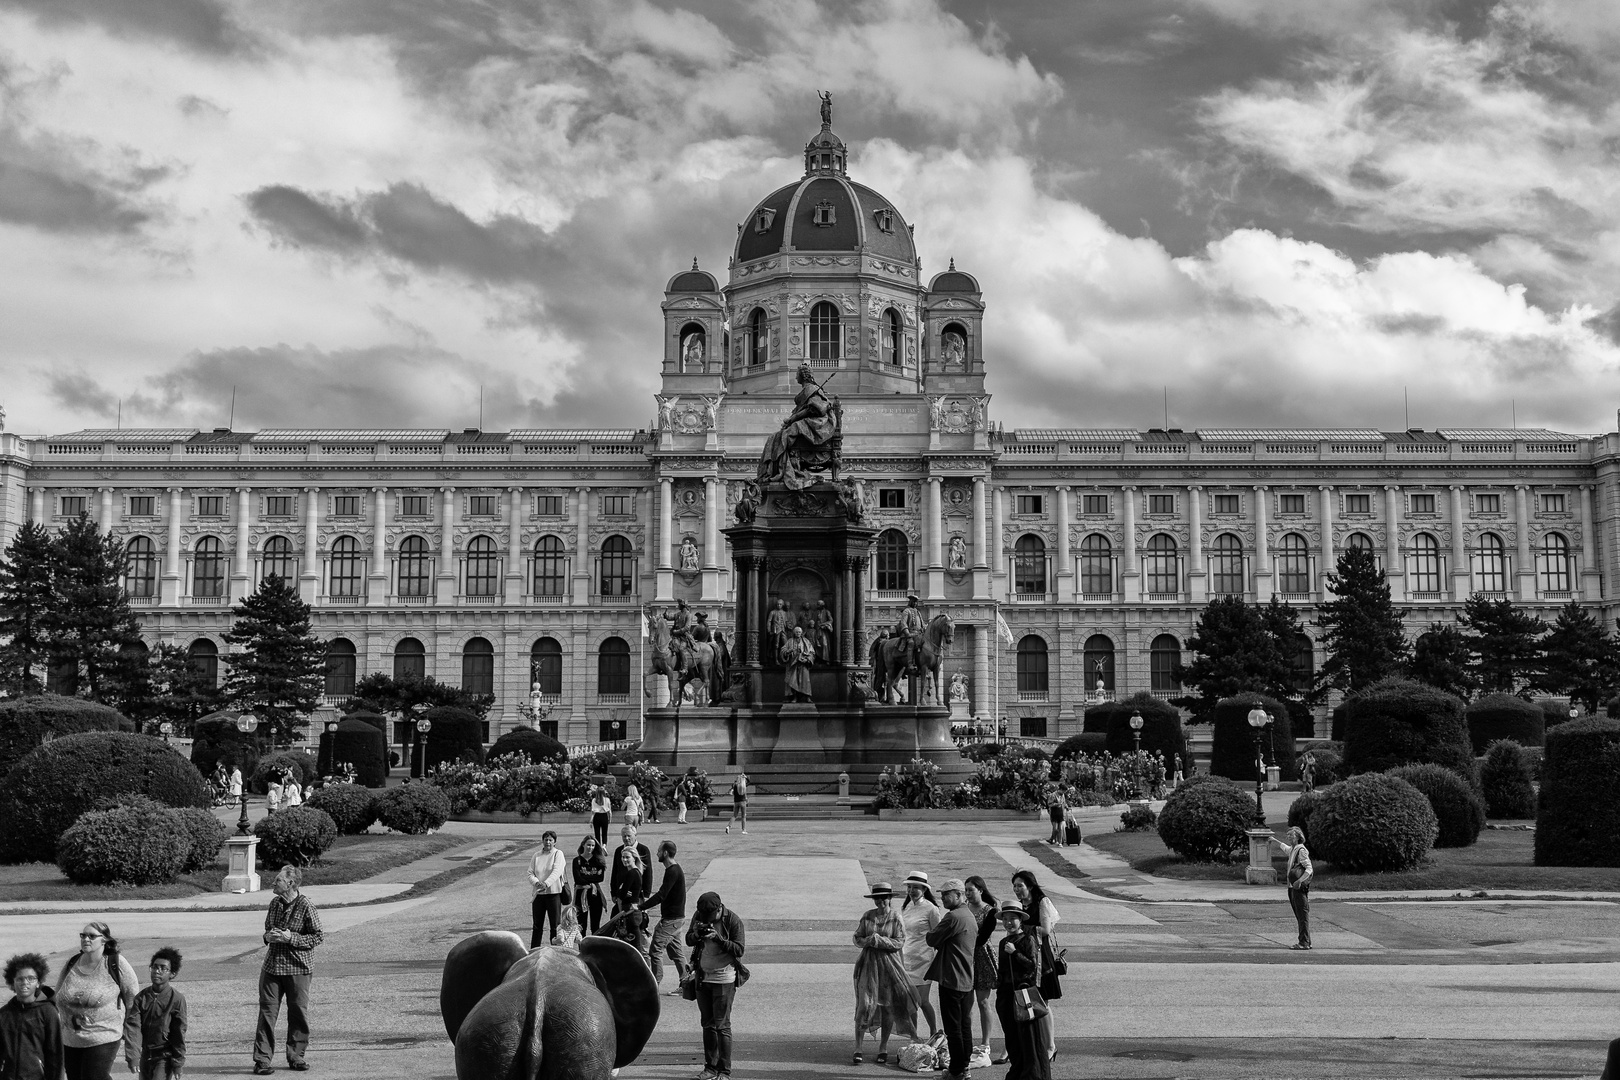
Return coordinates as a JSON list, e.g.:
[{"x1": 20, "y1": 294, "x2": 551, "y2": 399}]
[{"x1": 429, "y1": 753, "x2": 593, "y2": 816}]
